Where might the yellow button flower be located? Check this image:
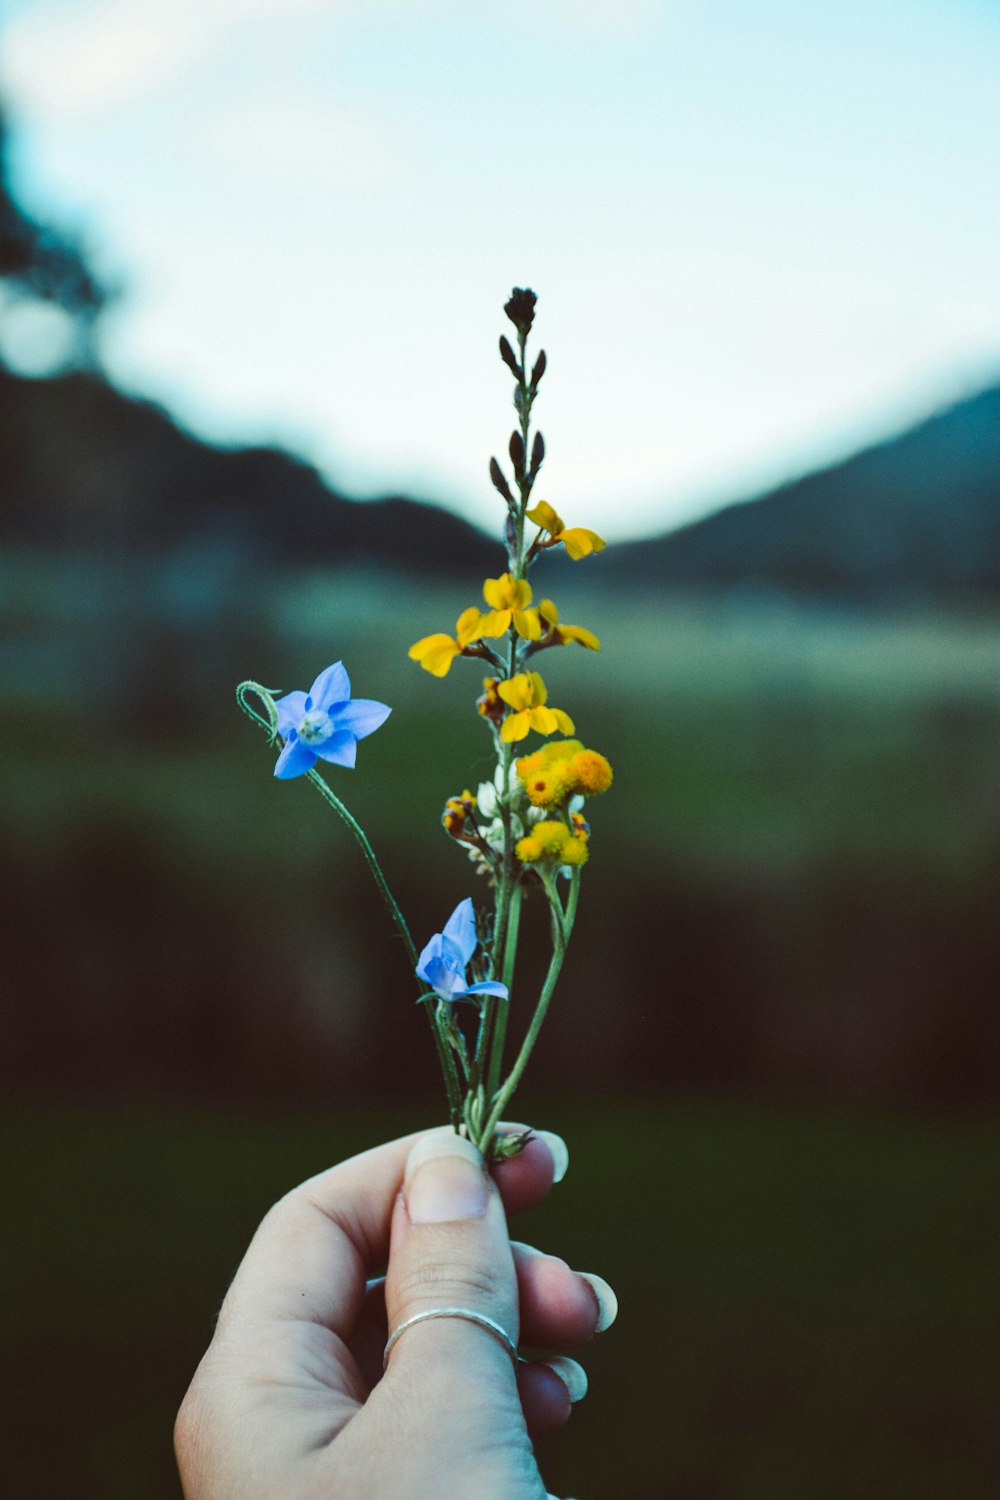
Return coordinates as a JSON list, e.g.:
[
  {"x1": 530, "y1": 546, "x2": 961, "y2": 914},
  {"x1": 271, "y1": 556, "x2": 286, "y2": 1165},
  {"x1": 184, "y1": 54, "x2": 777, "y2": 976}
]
[
  {"x1": 477, "y1": 573, "x2": 542, "y2": 640},
  {"x1": 496, "y1": 671, "x2": 575, "y2": 743},
  {"x1": 537, "y1": 599, "x2": 600, "y2": 651},
  {"x1": 526, "y1": 501, "x2": 606, "y2": 561},
  {"x1": 408, "y1": 606, "x2": 484, "y2": 677}
]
